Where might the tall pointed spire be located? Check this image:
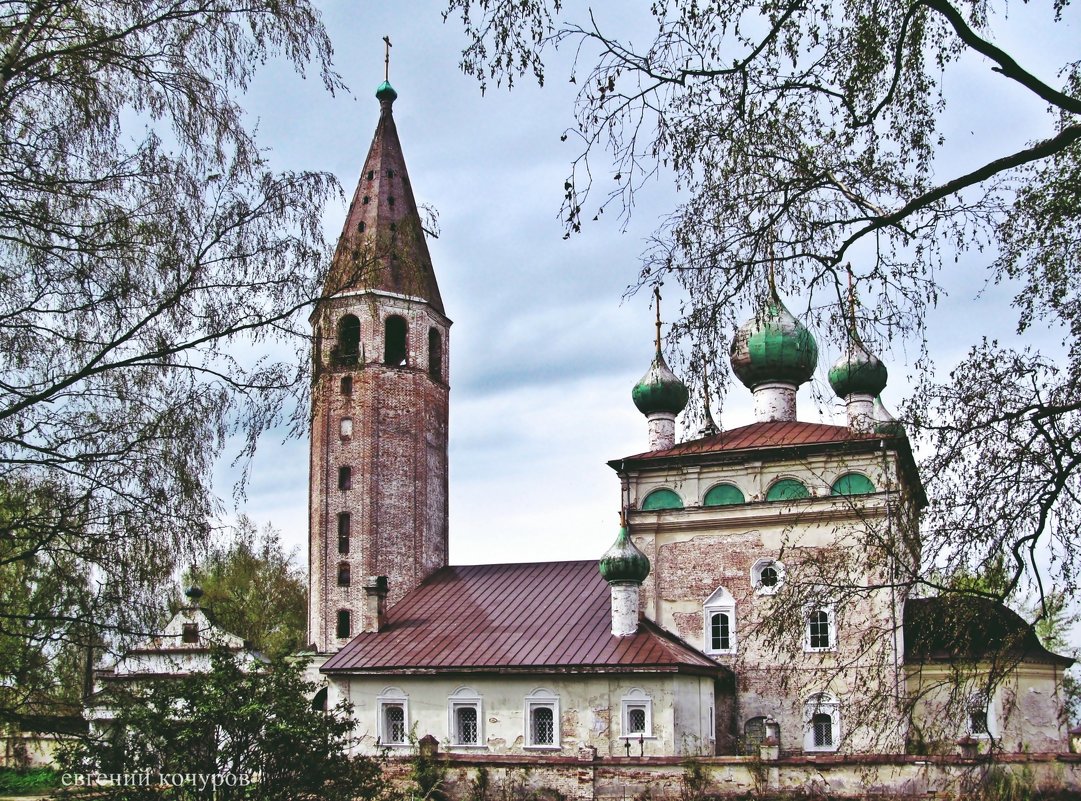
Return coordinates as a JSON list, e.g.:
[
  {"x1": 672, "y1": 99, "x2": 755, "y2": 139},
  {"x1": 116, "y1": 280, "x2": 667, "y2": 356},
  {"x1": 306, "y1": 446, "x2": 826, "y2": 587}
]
[{"x1": 324, "y1": 80, "x2": 444, "y2": 313}]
